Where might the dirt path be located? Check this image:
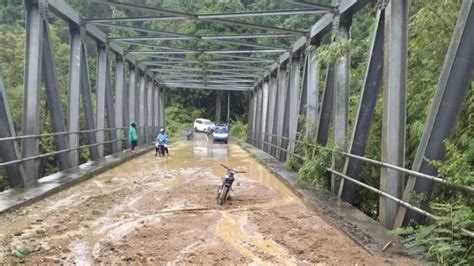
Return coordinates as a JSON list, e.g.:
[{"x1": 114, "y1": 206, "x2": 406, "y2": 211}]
[{"x1": 0, "y1": 138, "x2": 417, "y2": 264}]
